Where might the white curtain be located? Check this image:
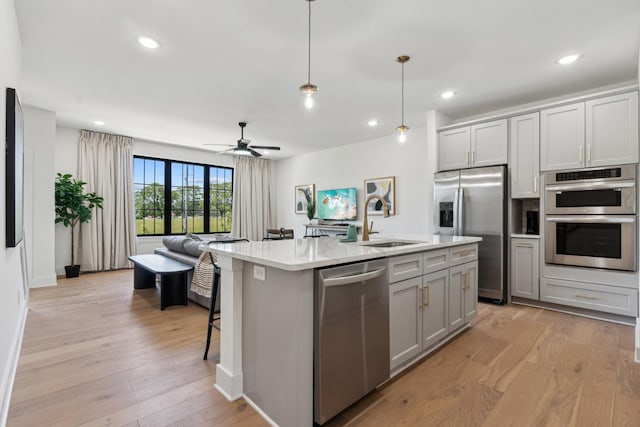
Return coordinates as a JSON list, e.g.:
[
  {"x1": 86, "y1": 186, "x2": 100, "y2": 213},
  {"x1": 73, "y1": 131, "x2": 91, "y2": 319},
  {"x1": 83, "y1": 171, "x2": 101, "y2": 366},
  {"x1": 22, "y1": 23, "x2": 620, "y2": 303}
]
[
  {"x1": 231, "y1": 156, "x2": 275, "y2": 241},
  {"x1": 77, "y1": 130, "x2": 136, "y2": 271}
]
